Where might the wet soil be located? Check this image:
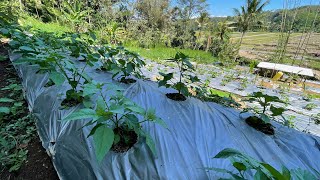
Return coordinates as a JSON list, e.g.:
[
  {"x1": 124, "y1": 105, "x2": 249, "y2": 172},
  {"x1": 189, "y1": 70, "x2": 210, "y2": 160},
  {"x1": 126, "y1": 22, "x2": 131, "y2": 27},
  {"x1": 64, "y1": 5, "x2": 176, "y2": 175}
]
[
  {"x1": 111, "y1": 127, "x2": 138, "y2": 153},
  {"x1": 120, "y1": 78, "x2": 136, "y2": 84},
  {"x1": 166, "y1": 93, "x2": 187, "y2": 101},
  {"x1": 245, "y1": 116, "x2": 275, "y2": 135}
]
